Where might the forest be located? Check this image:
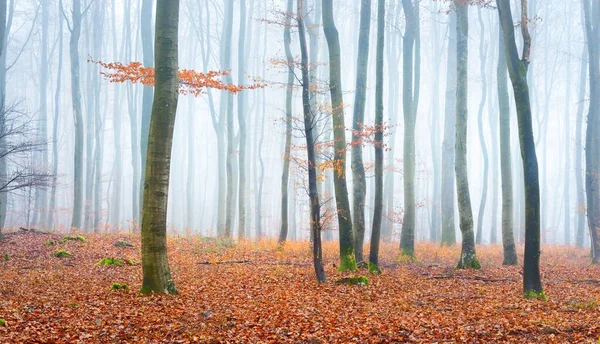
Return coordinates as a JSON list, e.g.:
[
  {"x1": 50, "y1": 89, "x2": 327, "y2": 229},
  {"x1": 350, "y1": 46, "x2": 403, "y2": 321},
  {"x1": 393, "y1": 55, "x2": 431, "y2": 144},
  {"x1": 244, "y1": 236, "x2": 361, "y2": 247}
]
[{"x1": 0, "y1": 0, "x2": 600, "y2": 342}]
